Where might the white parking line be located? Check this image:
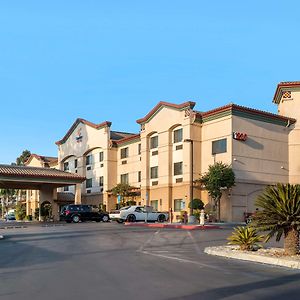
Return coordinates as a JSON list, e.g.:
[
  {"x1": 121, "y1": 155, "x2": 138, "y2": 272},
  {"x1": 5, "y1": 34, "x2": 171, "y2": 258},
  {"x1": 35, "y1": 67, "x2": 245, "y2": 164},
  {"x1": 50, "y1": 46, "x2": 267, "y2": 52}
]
[{"x1": 138, "y1": 230, "x2": 160, "y2": 252}]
